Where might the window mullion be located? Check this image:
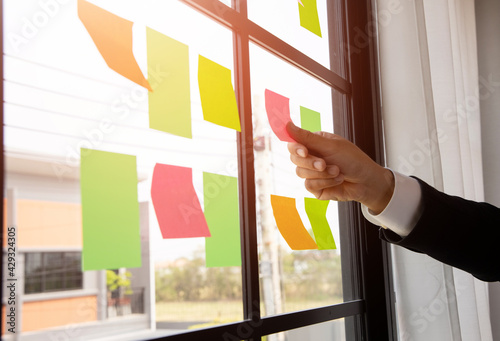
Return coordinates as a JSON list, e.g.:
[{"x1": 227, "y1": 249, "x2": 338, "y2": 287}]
[{"x1": 233, "y1": 0, "x2": 262, "y2": 339}]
